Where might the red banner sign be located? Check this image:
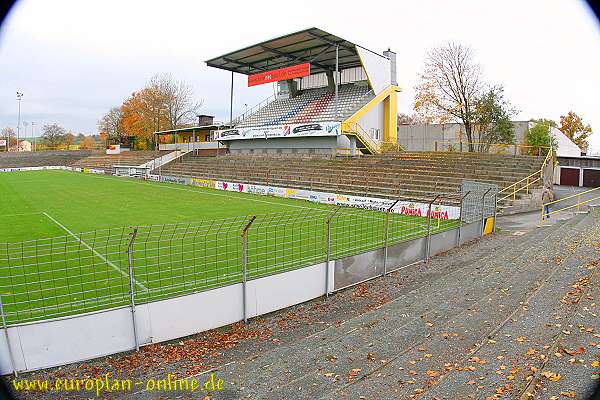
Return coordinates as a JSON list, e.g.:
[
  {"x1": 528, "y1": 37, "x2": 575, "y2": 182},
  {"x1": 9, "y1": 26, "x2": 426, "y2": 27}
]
[{"x1": 248, "y1": 63, "x2": 310, "y2": 87}]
